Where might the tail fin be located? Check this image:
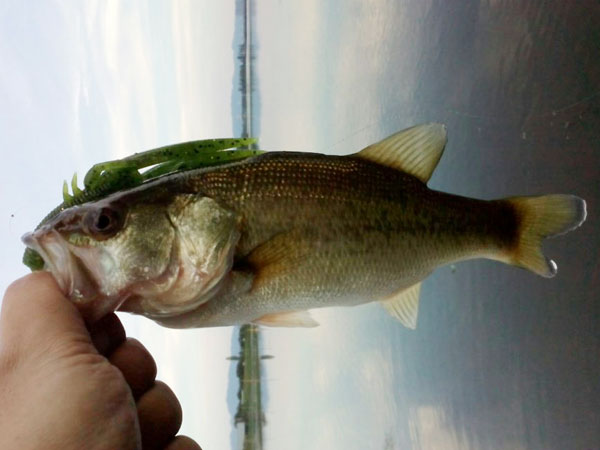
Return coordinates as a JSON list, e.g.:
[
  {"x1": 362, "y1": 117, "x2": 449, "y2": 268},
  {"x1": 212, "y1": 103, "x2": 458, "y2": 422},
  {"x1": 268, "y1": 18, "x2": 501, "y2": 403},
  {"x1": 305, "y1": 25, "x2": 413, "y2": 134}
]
[{"x1": 508, "y1": 195, "x2": 586, "y2": 277}]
